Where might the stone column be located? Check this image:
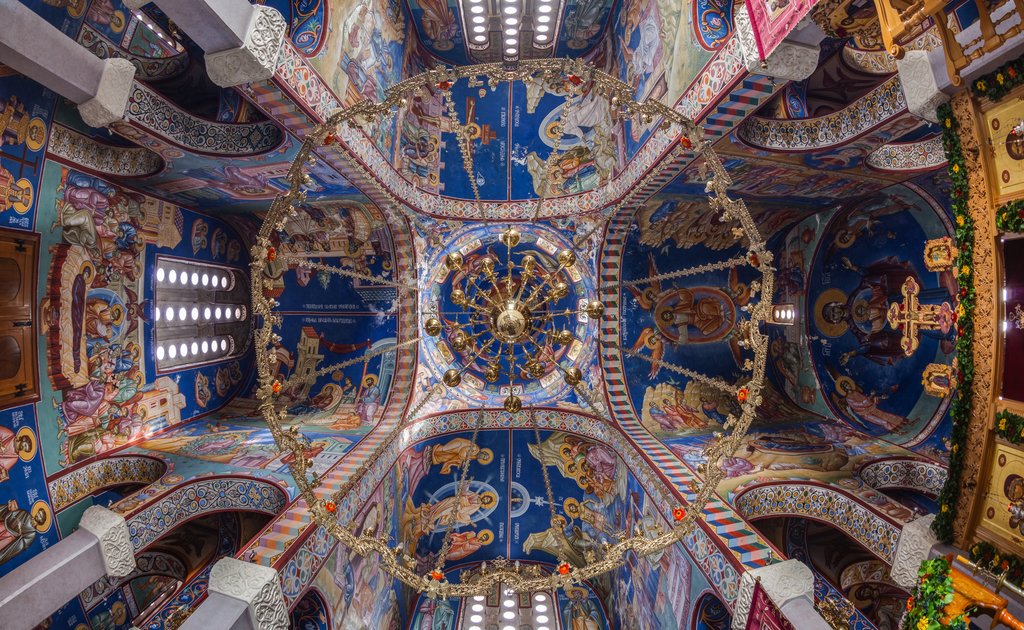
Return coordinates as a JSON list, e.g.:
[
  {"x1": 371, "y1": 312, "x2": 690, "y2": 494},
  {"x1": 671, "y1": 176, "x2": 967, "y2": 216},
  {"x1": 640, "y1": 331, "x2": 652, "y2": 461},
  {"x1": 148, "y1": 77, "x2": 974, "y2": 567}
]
[
  {"x1": 178, "y1": 558, "x2": 288, "y2": 630},
  {"x1": 891, "y1": 514, "x2": 940, "y2": 589},
  {"x1": 0, "y1": 0, "x2": 135, "y2": 127},
  {"x1": 0, "y1": 506, "x2": 135, "y2": 630},
  {"x1": 733, "y1": 4, "x2": 822, "y2": 82},
  {"x1": 732, "y1": 559, "x2": 831, "y2": 630},
  {"x1": 142, "y1": 0, "x2": 286, "y2": 87},
  {"x1": 896, "y1": 50, "x2": 953, "y2": 123}
]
